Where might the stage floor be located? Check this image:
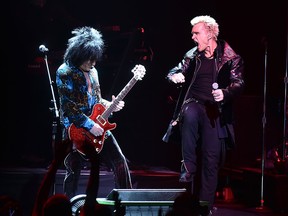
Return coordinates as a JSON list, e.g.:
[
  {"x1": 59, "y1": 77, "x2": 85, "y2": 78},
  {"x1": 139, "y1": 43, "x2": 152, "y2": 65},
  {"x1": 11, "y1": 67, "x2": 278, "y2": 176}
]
[{"x1": 0, "y1": 165, "x2": 287, "y2": 216}]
